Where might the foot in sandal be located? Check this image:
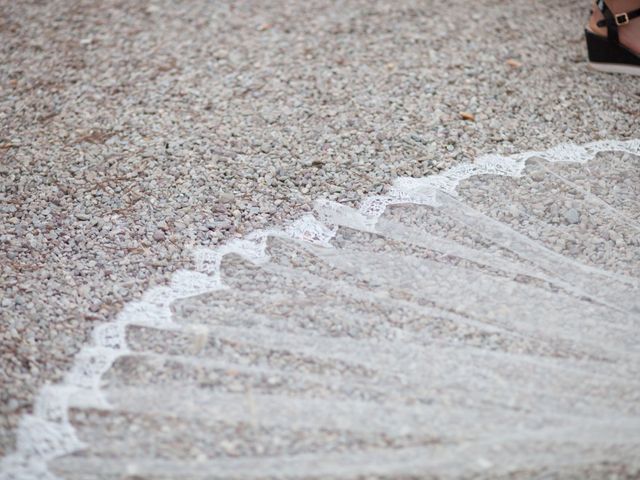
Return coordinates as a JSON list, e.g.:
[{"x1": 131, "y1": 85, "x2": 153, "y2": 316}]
[{"x1": 586, "y1": 0, "x2": 640, "y2": 74}]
